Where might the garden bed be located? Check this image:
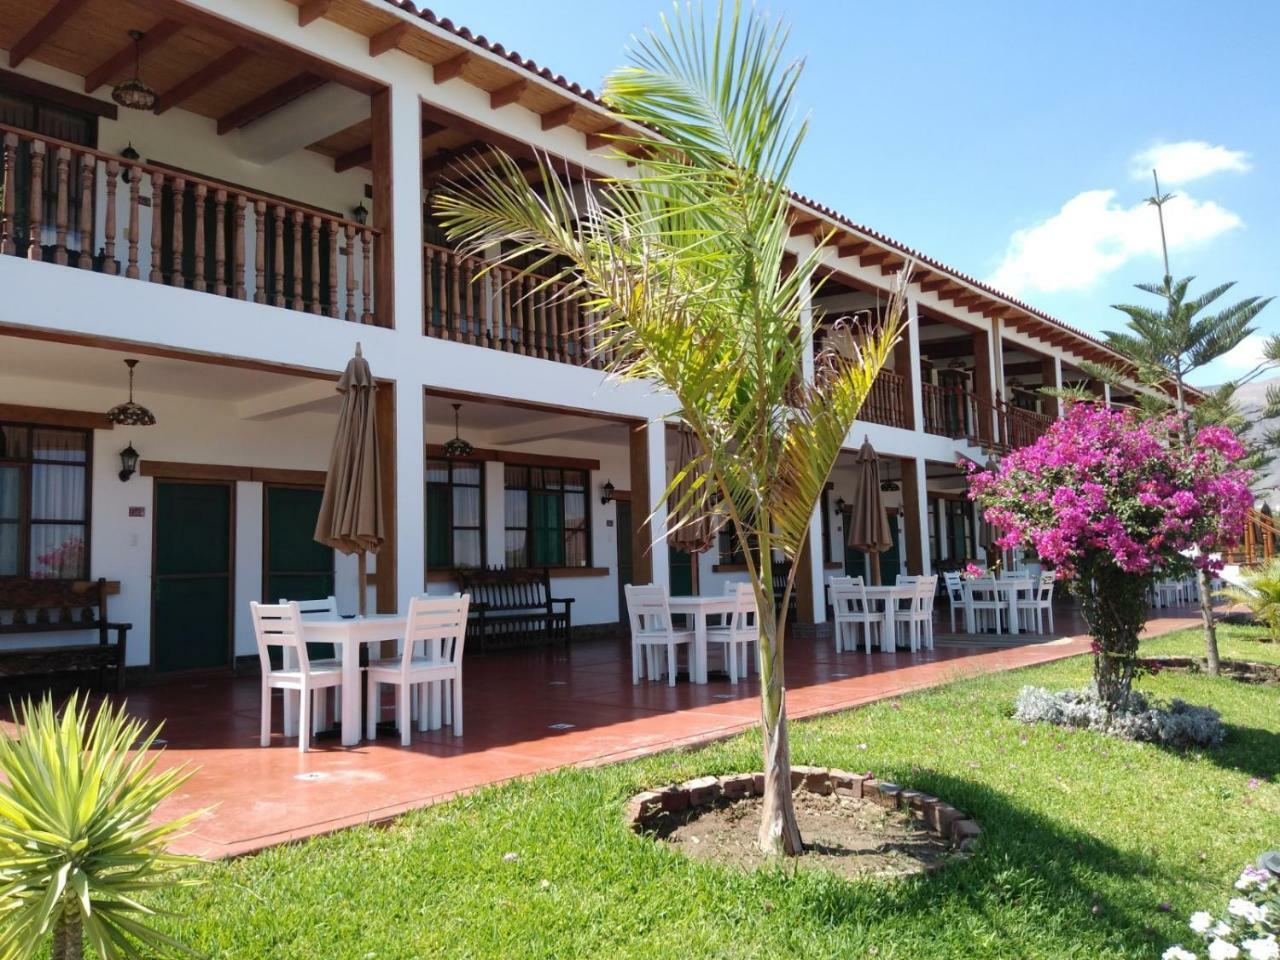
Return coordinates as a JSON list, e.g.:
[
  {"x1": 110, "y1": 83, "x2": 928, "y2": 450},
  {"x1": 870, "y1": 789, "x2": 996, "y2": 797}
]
[{"x1": 1142, "y1": 656, "x2": 1280, "y2": 685}]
